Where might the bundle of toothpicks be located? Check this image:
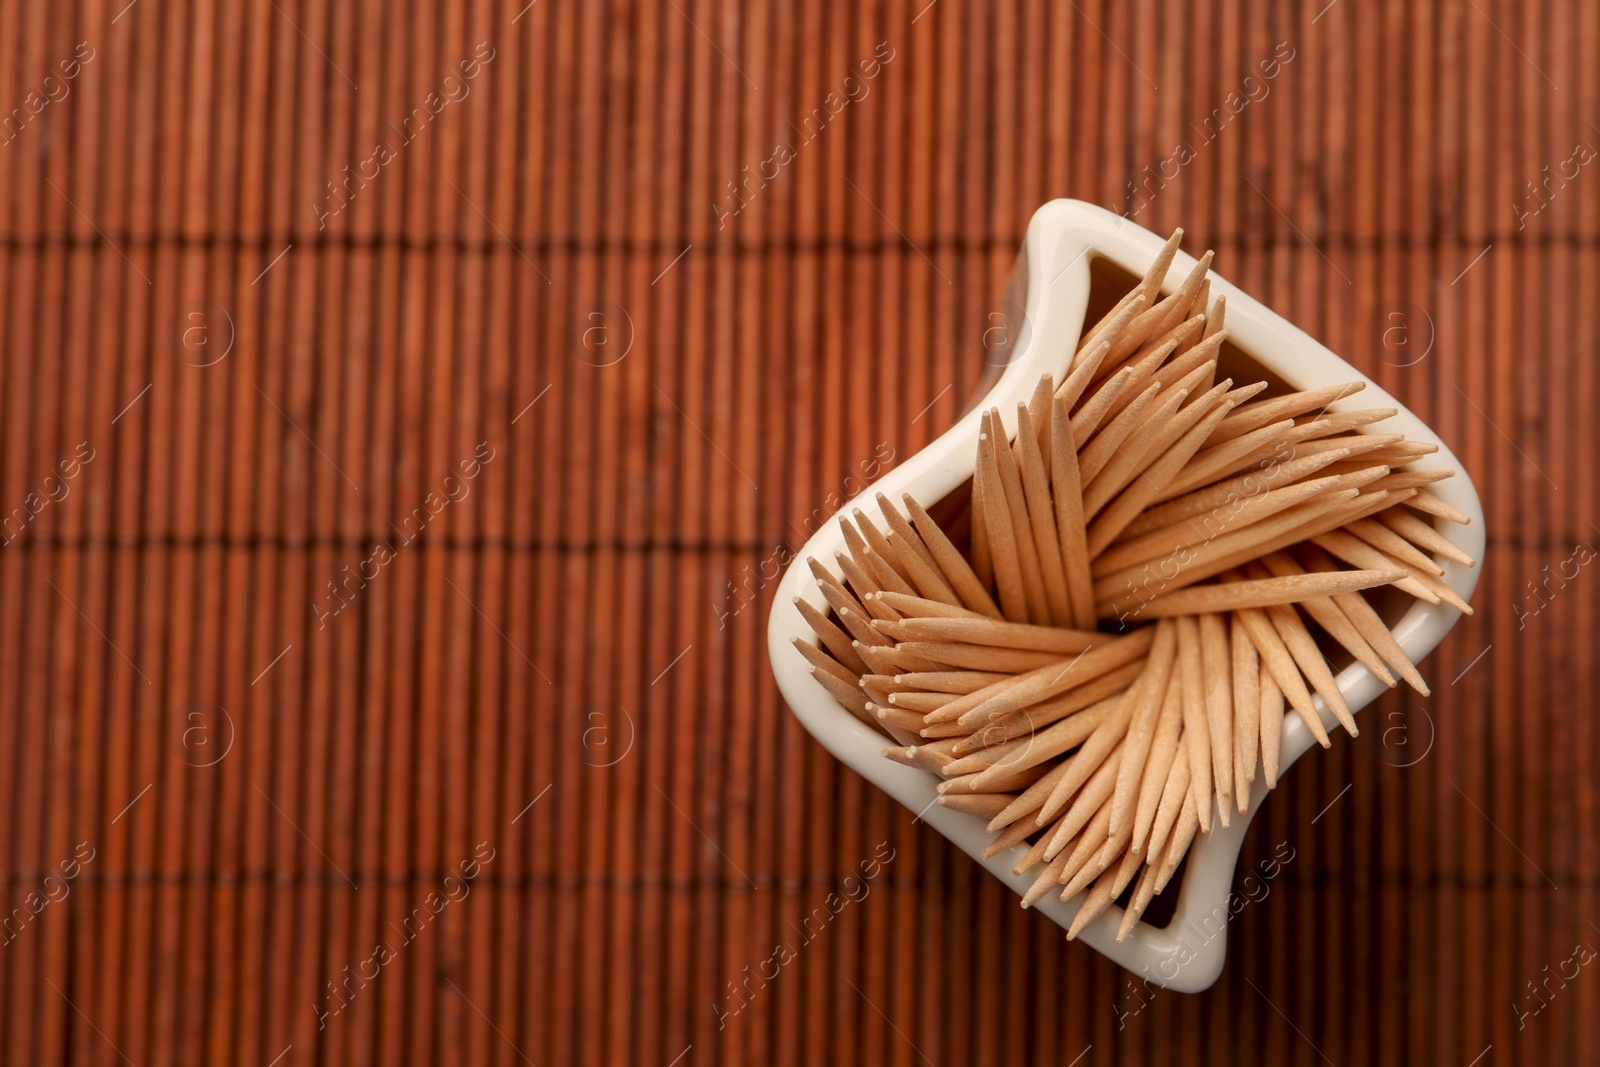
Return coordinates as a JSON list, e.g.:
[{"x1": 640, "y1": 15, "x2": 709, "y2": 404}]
[{"x1": 794, "y1": 230, "x2": 1477, "y2": 942}]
